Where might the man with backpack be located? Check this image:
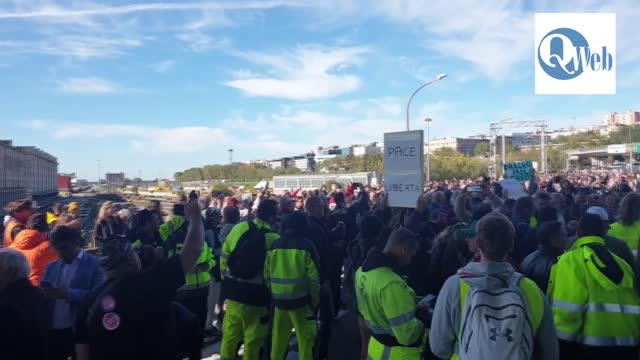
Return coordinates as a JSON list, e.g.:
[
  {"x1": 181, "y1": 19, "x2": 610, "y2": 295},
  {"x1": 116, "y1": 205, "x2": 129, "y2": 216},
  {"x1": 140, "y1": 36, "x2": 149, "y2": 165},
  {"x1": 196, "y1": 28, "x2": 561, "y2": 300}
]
[
  {"x1": 430, "y1": 213, "x2": 558, "y2": 360},
  {"x1": 219, "y1": 199, "x2": 280, "y2": 360},
  {"x1": 159, "y1": 203, "x2": 215, "y2": 355}
]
